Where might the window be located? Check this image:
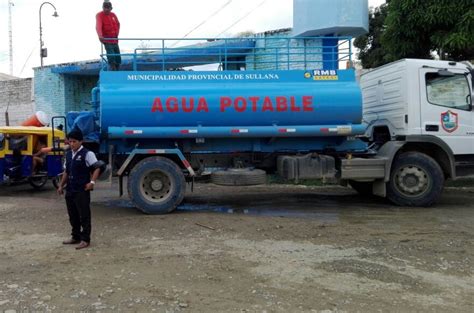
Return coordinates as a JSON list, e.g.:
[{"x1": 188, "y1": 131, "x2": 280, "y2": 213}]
[
  {"x1": 8, "y1": 135, "x2": 28, "y2": 151},
  {"x1": 426, "y1": 73, "x2": 471, "y2": 111}
]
